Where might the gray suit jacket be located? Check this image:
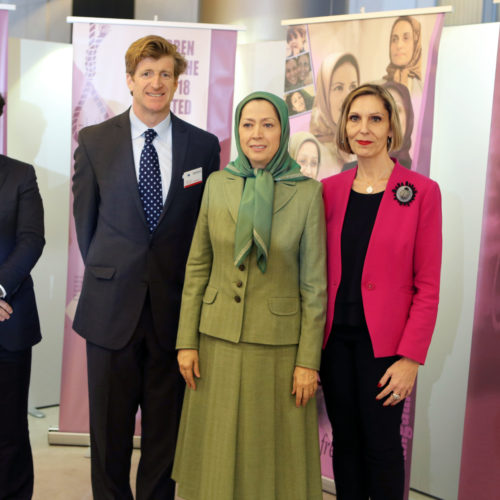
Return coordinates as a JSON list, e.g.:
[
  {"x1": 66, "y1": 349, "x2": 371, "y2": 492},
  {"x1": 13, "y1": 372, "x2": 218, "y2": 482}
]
[{"x1": 72, "y1": 110, "x2": 220, "y2": 351}]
